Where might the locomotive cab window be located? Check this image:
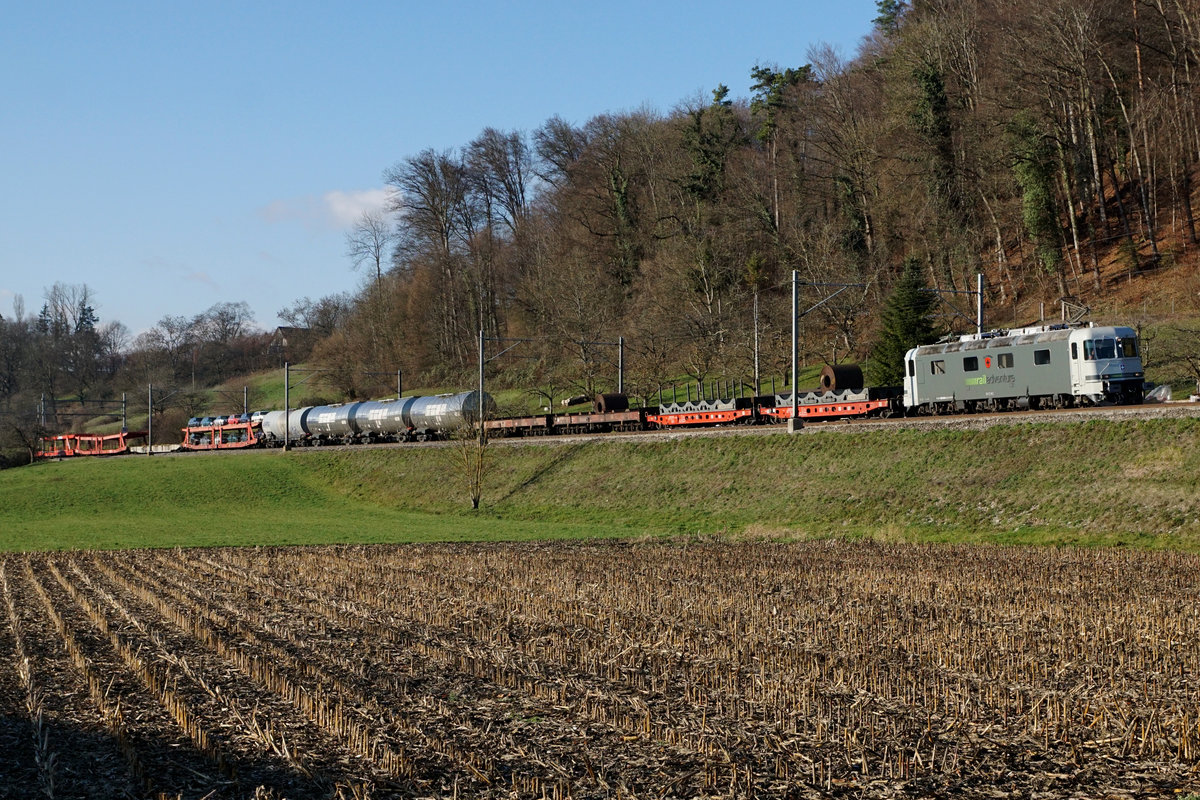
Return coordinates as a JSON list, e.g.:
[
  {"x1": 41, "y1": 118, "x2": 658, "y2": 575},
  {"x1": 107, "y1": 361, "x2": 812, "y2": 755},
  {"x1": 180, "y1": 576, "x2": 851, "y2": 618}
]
[
  {"x1": 907, "y1": 360, "x2": 915, "y2": 377},
  {"x1": 1071, "y1": 343, "x2": 1078, "y2": 360},
  {"x1": 998, "y1": 353, "x2": 1014, "y2": 368},
  {"x1": 1118, "y1": 337, "x2": 1139, "y2": 358},
  {"x1": 1082, "y1": 339, "x2": 1116, "y2": 360},
  {"x1": 1034, "y1": 349, "x2": 1051, "y2": 365},
  {"x1": 963, "y1": 356, "x2": 979, "y2": 372},
  {"x1": 931, "y1": 360, "x2": 945, "y2": 375}
]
